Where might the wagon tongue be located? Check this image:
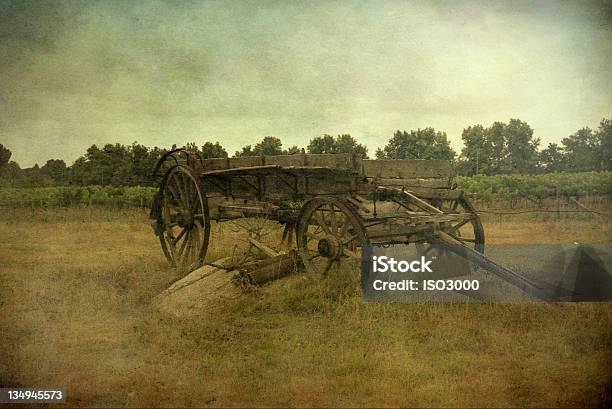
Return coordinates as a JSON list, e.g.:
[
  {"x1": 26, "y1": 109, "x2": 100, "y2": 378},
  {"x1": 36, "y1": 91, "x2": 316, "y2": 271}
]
[{"x1": 433, "y1": 231, "x2": 576, "y2": 302}]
